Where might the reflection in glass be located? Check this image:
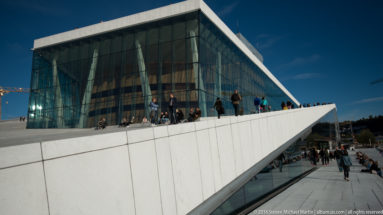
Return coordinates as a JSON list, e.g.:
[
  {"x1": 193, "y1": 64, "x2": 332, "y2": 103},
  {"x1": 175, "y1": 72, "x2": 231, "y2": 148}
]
[{"x1": 28, "y1": 11, "x2": 299, "y2": 128}]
